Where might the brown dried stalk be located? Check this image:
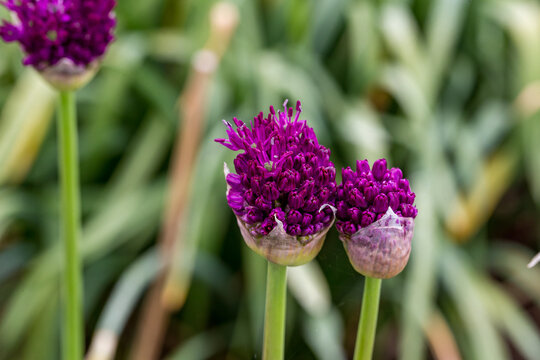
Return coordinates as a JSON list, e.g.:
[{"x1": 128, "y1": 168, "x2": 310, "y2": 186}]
[{"x1": 129, "y1": 3, "x2": 239, "y2": 360}]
